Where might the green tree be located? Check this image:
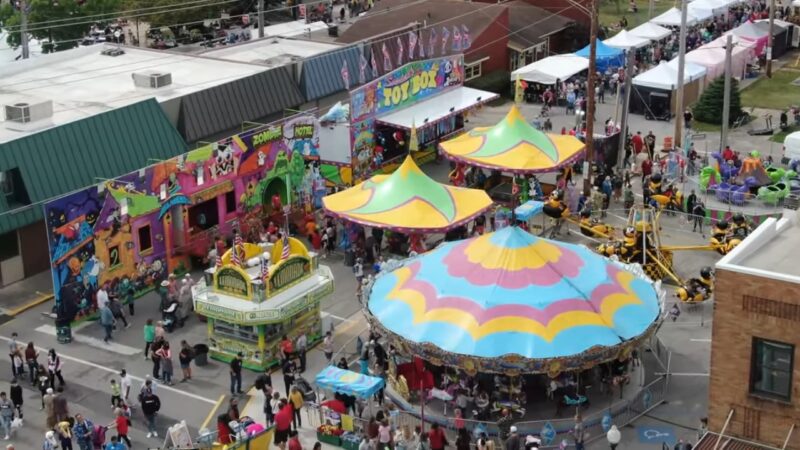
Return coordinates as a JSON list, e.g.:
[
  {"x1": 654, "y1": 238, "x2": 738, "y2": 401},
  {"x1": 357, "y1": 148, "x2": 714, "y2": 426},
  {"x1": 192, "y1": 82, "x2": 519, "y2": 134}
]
[
  {"x1": 693, "y1": 75, "x2": 743, "y2": 125},
  {"x1": 126, "y1": 0, "x2": 223, "y2": 31}
]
